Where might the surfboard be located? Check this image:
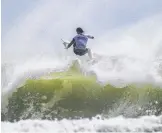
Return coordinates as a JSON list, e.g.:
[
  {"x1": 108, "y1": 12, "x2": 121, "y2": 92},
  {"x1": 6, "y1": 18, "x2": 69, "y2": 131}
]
[{"x1": 61, "y1": 39, "x2": 70, "y2": 48}]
